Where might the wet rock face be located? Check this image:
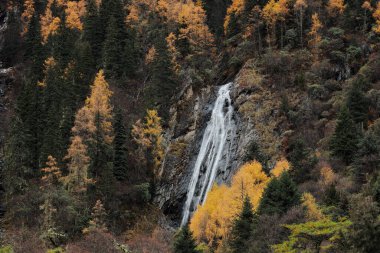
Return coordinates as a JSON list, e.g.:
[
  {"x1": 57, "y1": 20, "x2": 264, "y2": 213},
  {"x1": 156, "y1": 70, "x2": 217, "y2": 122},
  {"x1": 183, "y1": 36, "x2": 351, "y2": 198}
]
[{"x1": 155, "y1": 82, "x2": 258, "y2": 223}]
